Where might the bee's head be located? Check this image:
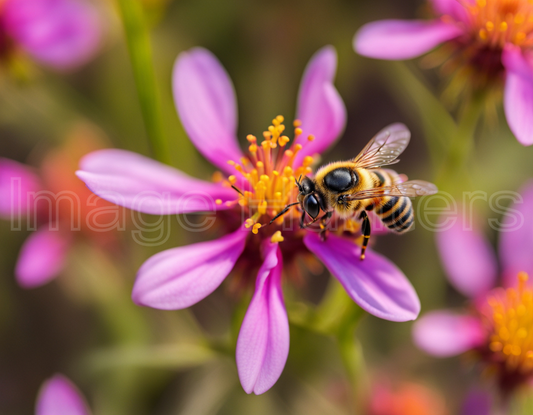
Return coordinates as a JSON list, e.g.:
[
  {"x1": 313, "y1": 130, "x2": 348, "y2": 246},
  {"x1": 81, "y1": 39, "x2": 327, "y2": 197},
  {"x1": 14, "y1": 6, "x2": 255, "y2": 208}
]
[
  {"x1": 296, "y1": 175, "x2": 314, "y2": 196},
  {"x1": 270, "y1": 176, "x2": 323, "y2": 225},
  {"x1": 296, "y1": 176, "x2": 323, "y2": 220}
]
